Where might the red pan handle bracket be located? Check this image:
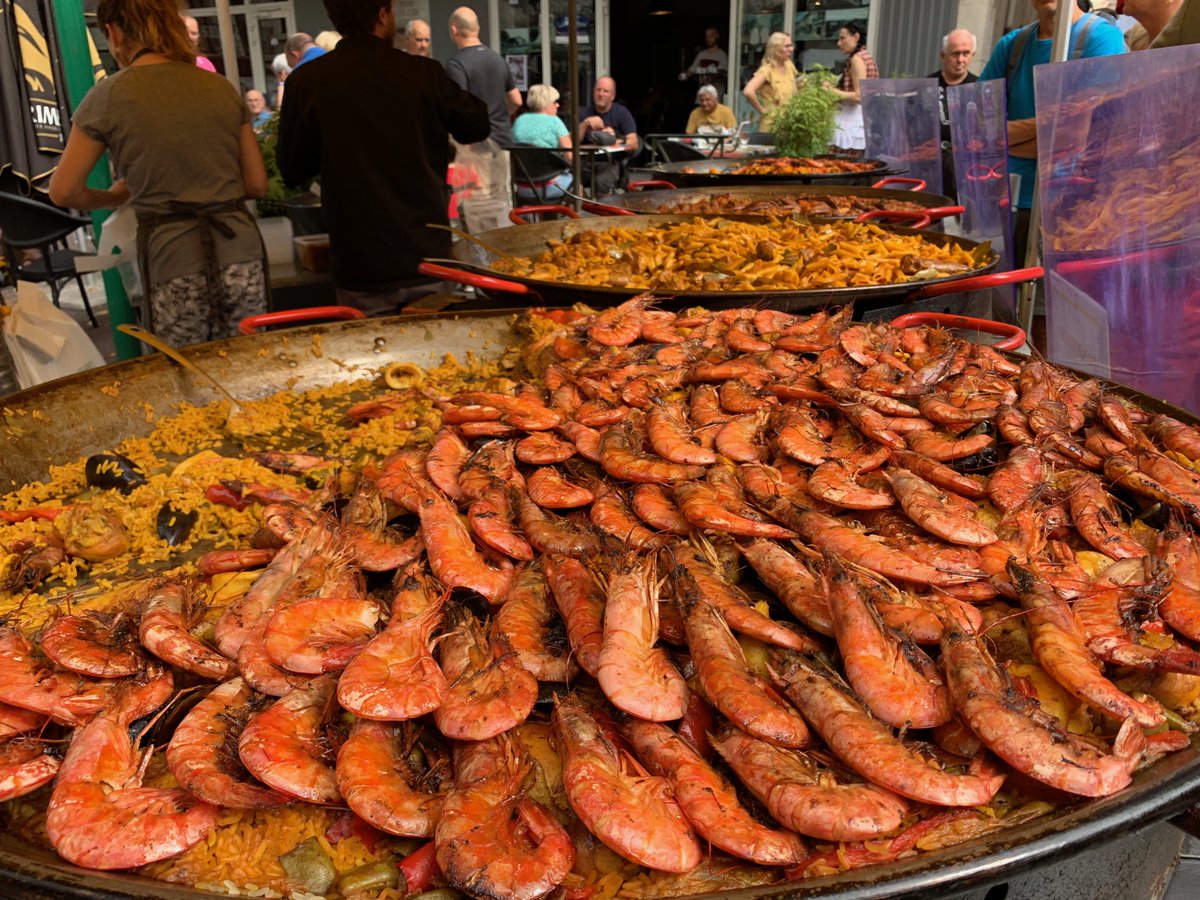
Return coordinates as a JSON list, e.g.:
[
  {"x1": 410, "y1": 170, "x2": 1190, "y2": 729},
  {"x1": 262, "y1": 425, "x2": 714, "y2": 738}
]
[
  {"x1": 628, "y1": 180, "x2": 677, "y2": 191},
  {"x1": 905, "y1": 266, "x2": 1044, "y2": 301},
  {"x1": 872, "y1": 176, "x2": 928, "y2": 192},
  {"x1": 417, "y1": 262, "x2": 530, "y2": 295},
  {"x1": 854, "y1": 209, "x2": 933, "y2": 230},
  {"x1": 923, "y1": 205, "x2": 966, "y2": 222},
  {"x1": 237, "y1": 306, "x2": 366, "y2": 335},
  {"x1": 890, "y1": 312, "x2": 1026, "y2": 351},
  {"x1": 509, "y1": 205, "x2": 580, "y2": 225},
  {"x1": 580, "y1": 200, "x2": 639, "y2": 216}
]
